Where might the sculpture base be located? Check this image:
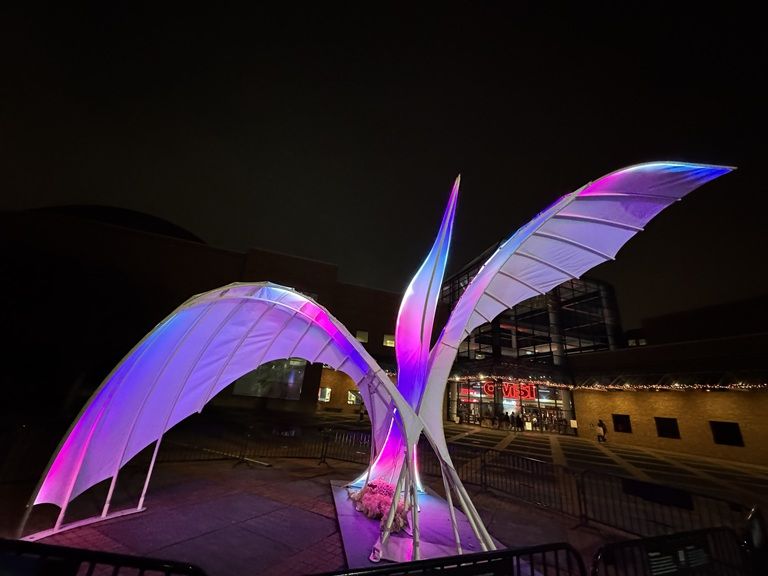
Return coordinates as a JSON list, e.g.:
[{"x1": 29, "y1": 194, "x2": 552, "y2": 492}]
[{"x1": 330, "y1": 480, "x2": 503, "y2": 568}]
